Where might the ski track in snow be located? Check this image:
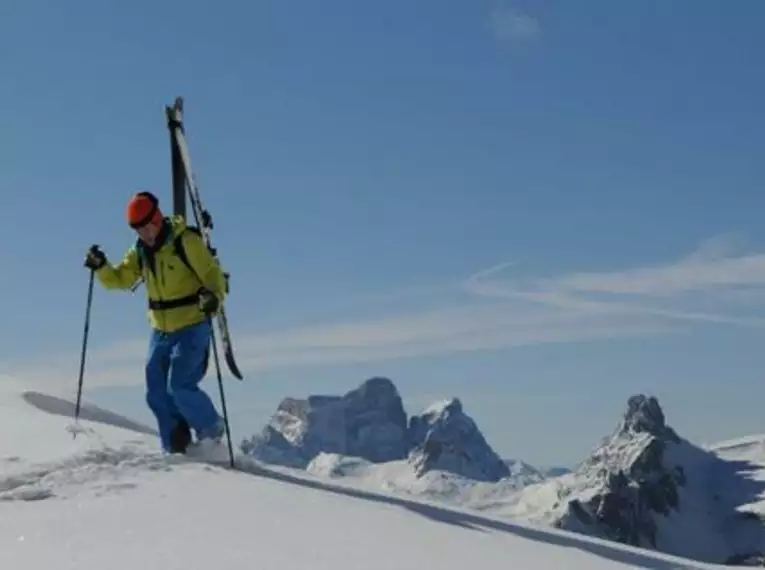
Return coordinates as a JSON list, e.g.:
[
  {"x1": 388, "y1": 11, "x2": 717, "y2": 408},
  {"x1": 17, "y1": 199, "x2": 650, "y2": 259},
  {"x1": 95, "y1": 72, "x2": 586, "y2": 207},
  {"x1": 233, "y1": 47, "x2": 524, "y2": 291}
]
[{"x1": 0, "y1": 443, "x2": 173, "y2": 502}]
